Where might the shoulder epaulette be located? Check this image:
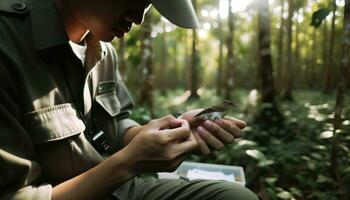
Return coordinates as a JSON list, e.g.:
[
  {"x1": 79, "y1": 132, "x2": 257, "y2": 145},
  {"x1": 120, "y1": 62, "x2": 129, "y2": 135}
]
[{"x1": 0, "y1": 0, "x2": 29, "y2": 14}]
